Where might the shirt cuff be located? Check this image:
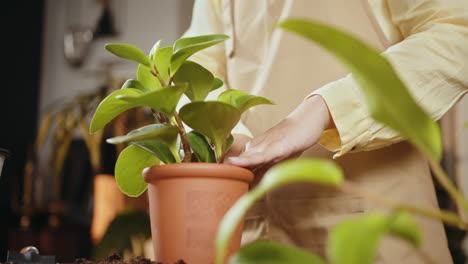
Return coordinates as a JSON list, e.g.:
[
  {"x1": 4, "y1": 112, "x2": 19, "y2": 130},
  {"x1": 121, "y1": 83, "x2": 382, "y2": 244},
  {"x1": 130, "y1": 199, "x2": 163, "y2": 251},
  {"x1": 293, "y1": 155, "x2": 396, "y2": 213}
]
[{"x1": 306, "y1": 75, "x2": 373, "y2": 158}]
